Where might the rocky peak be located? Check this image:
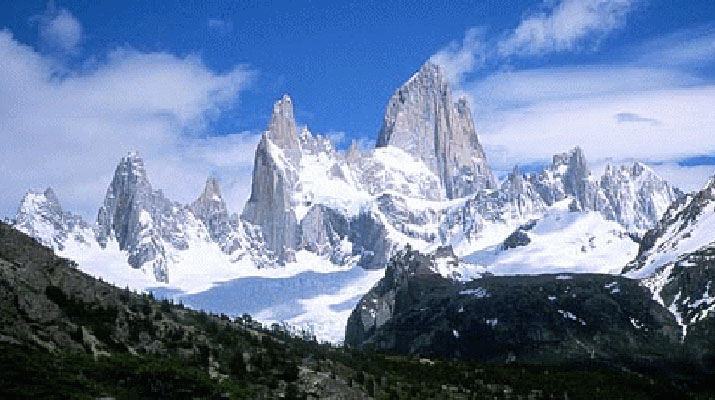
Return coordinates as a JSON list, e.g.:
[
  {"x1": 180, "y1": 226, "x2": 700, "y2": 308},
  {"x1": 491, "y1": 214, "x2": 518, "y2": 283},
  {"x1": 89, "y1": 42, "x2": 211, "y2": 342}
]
[
  {"x1": 15, "y1": 189, "x2": 64, "y2": 237},
  {"x1": 115, "y1": 152, "x2": 150, "y2": 187},
  {"x1": 346, "y1": 139, "x2": 361, "y2": 164},
  {"x1": 506, "y1": 166, "x2": 526, "y2": 195},
  {"x1": 190, "y1": 176, "x2": 229, "y2": 243},
  {"x1": 598, "y1": 160, "x2": 680, "y2": 232},
  {"x1": 97, "y1": 152, "x2": 152, "y2": 245},
  {"x1": 266, "y1": 94, "x2": 301, "y2": 166},
  {"x1": 14, "y1": 188, "x2": 91, "y2": 251},
  {"x1": 96, "y1": 152, "x2": 173, "y2": 281},
  {"x1": 376, "y1": 61, "x2": 495, "y2": 199},
  {"x1": 41, "y1": 188, "x2": 63, "y2": 216},
  {"x1": 242, "y1": 97, "x2": 302, "y2": 264}
]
